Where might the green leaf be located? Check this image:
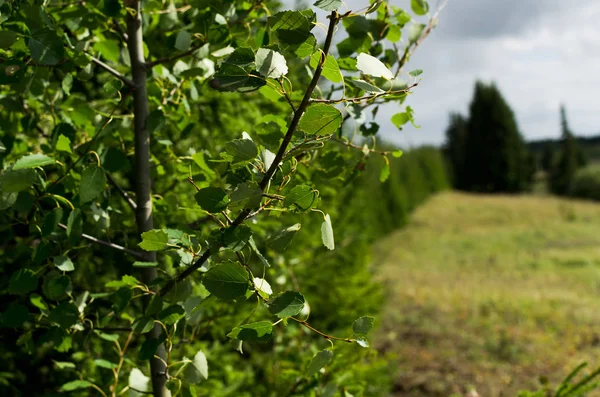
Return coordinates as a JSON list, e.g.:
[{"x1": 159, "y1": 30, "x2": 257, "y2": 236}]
[
  {"x1": 175, "y1": 30, "x2": 191, "y2": 51},
  {"x1": 350, "y1": 79, "x2": 384, "y2": 93},
  {"x1": 352, "y1": 316, "x2": 375, "y2": 335},
  {"x1": 229, "y1": 181, "x2": 262, "y2": 210},
  {"x1": 313, "y1": 0, "x2": 342, "y2": 11},
  {"x1": 66, "y1": 209, "x2": 82, "y2": 244},
  {"x1": 268, "y1": 291, "x2": 305, "y2": 318},
  {"x1": 158, "y1": 304, "x2": 185, "y2": 325},
  {"x1": 268, "y1": 11, "x2": 316, "y2": 58},
  {"x1": 306, "y1": 350, "x2": 333, "y2": 376},
  {"x1": 392, "y1": 150, "x2": 403, "y2": 158},
  {"x1": 112, "y1": 287, "x2": 133, "y2": 313},
  {"x1": 133, "y1": 315, "x2": 155, "y2": 334},
  {"x1": 310, "y1": 52, "x2": 342, "y2": 83},
  {"x1": 255, "y1": 48, "x2": 288, "y2": 79},
  {"x1": 380, "y1": 156, "x2": 390, "y2": 182},
  {"x1": 391, "y1": 112, "x2": 409, "y2": 130},
  {"x1": 146, "y1": 294, "x2": 163, "y2": 316},
  {"x1": 284, "y1": 185, "x2": 318, "y2": 211},
  {"x1": 13, "y1": 154, "x2": 55, "y2": 170},
  {"x1": 45, "y1": 275, "x2": 72, "y2": 300},
  {"x1": 298, "y1": 104, "x2": 342, "y2": 135},
  {"x1": 409, "y1": 69, "x2": 423, "y2": 77},
  {"x1": 9, "y1": 269, "x2": 39, "y2": 295},
  {"x1": 227, "y1": 321, "x2": 273, "y2": 342},
  {"x1": 321, "y1": 214, "x2": 335, "y2": 250},
  {"x1": 222, "y1": 225, "x2": 253, "y2": 252},
  {"x1": 411, "y1": 0, "x2": 429, "y2": 15},
  {"x1": 94, "y1": 359, "x2": 118, "y2": 369},
  {"x1": 1, "y1": 304, "x2": 29, "y2": 328},
  {"x1": 28, "y1": 28, "x2": 64, "y2": 65},
  {"x1": 139, "y1": 229, "x2": 169, "y2": 251},
  {"x1": 195, "y1": 187, "x2": 229, "y2": 213},
  {"x1": 94, "y1": 40, "x2": 120, "y2": 63},
  {"x1": 356, "y1": 53, "x2": 393, "y2": 79},
  {"x1": 356, "y1": 336, "x2": 370, "y2": 348},
  {"x1": 386, "y1": 24, "x2": 402, "y2": 42},
  {"x1": 224, "y1": 139, "x2": 258, "y2": 165},
  {"x1": 267, "y1": 224, "x2": 301, "y2": 251},
  {"x1": 42, "y1": 208, "x2": 63, "y2": 237},
  {"x1": 211, "y1": 63, "x2": 265, "y2": 92},
  {"x1": 0, "y1": 169, "x2": 35, "y2": 192},
  {"x1": 80, "y1": 164, "x2": 106, "y2": 203},
  {"x1": 54, "y1": 255, "x2": 75, "y2": 272},
  {"x1": 49, "y1": 302, "x2": 79, "y2": 328},
  {"x1": 182, "y1": 351, "x2": 209, "y2": 384},
  {"x1": 59, "y1": 380, "x2": 94, "y2": 392},
  {"x1": 249, "y1": 237, "x2": 270, "y2": 268},
  {"x1": 62, "y1": 73, "x2": 73, "y2": 96},
  {"x1": 56, "y1": 134, "x2": 73, "y2": 153},
  {"x1": 202, "y1": 261, "x2": 249, "y2": 300},
  {"x1": 53, "y1": 361, "x2": 76, "y2": 370}
]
